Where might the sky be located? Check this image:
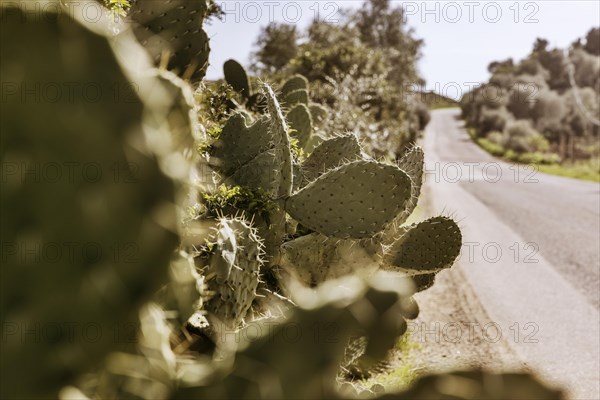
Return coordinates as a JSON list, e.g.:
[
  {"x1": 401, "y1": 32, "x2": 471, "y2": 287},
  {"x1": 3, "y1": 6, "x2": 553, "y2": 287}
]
[{"x1": 204, "y1": 1, "x2": 600, "y2": 99}]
